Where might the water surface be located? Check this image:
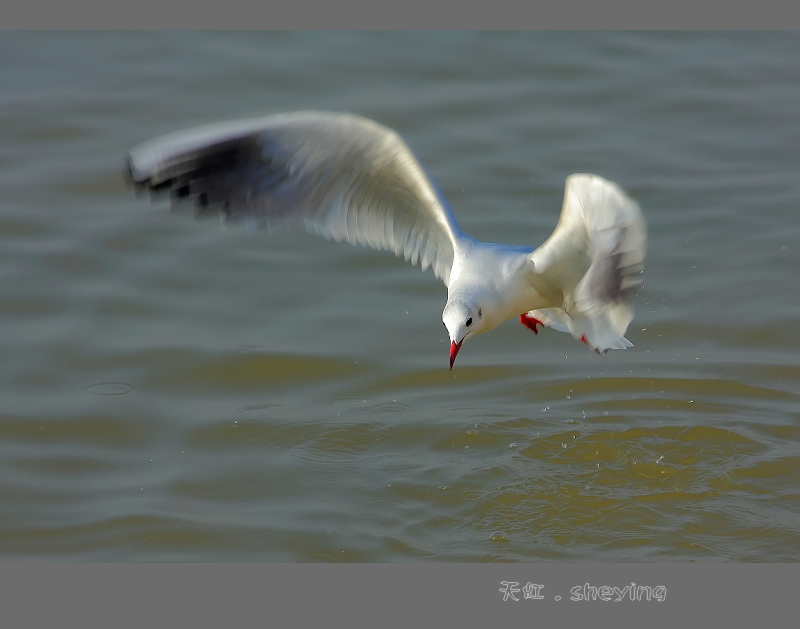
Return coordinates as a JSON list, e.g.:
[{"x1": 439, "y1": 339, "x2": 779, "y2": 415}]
[{"x1": 0, "y1": 32, "x2": 798, "y2": 561}]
